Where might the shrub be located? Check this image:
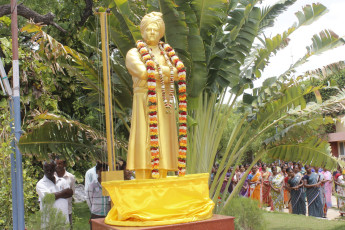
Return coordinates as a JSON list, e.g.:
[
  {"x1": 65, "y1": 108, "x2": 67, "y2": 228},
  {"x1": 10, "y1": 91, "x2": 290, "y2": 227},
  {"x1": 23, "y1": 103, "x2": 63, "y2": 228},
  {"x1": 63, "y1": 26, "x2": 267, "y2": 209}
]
[
  {"x1": 0, "y1": 100, "x2": 42, "y2": 229},
  {"x1": 26, "y1": 194, "x2": 69, "y2": 230},
  {"x1": 220, "y1": 197, "x2": 267, "y2": 230}
]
